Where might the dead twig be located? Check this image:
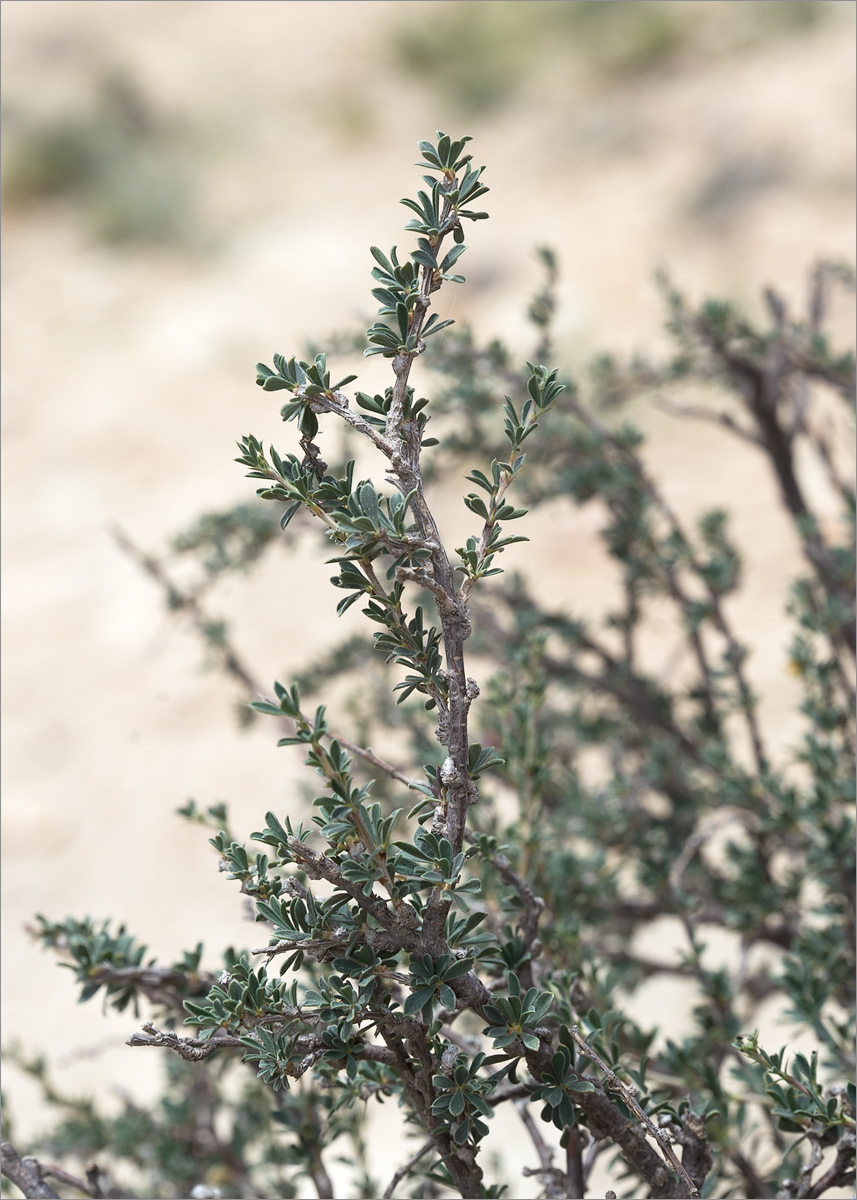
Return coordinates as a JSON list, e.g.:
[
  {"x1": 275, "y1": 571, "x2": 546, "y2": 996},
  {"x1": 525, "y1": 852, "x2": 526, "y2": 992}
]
[
  {"x1": 569, "y1": 1026, "x2": 701, "y2": 1199},
  {"x1": 126, "y1": 1022, "x2": 242, "y2": 1061}
]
